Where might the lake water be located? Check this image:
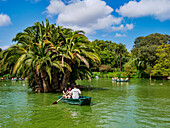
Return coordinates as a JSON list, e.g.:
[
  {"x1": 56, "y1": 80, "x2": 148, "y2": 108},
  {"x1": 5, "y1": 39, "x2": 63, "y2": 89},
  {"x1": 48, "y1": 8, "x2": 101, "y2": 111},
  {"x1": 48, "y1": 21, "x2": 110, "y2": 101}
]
[{"x1": 0, "y1": 79, "x2": 170, "y2": 128}]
